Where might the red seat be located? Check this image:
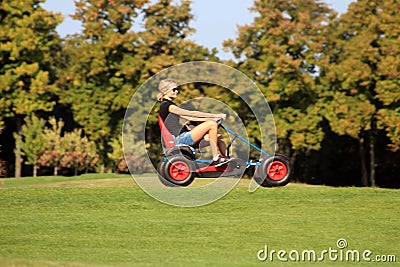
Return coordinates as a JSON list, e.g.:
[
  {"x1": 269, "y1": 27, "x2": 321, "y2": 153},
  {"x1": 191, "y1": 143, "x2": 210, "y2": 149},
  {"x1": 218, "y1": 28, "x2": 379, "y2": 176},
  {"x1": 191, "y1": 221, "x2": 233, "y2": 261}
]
[{"x1": 158, "y1": 116, "x2": 176, "y2": 149}]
